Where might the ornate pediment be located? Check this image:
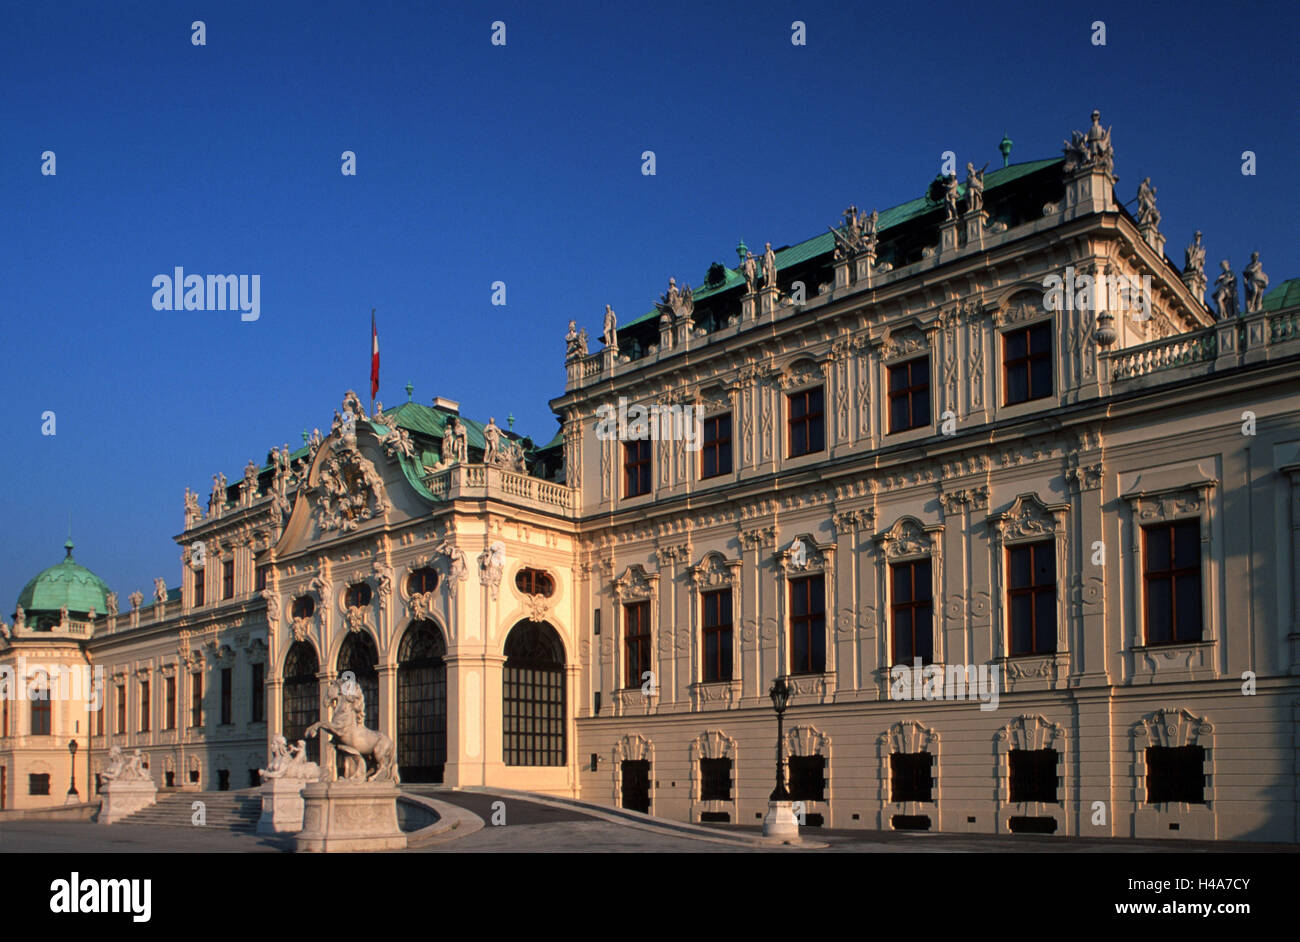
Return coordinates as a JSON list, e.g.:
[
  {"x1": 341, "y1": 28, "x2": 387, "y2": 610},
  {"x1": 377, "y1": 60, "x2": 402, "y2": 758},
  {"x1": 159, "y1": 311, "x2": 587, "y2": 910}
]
[
  {"x1": 878, "y1": 324, "x2": 927, "y2": 361},
  {"x1": 312, "y1": 438, "x2": 392, "y2": 533},
  {"x1": 778, "y1": 535, "x2": 831, "y2": 573},
  {"x1": 613, "y1": 564, "x2": 655, "y2": 601},
  {"x1": 989, "y1": 493, "x2": 1066, "y2": 542},
  {"x1": 691, "y1": 552, "x2": 738, "y2": 590},
  {"x1": 777, "y1": 358, "x2": 824, "y2": 390},
  {"x1": 874, "y1": 517, "x2": 937, "y2": 559}
]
